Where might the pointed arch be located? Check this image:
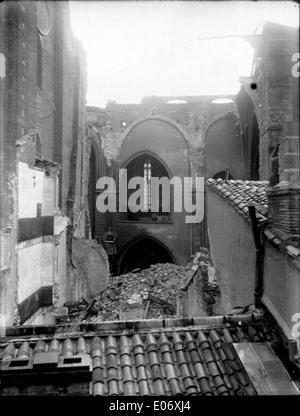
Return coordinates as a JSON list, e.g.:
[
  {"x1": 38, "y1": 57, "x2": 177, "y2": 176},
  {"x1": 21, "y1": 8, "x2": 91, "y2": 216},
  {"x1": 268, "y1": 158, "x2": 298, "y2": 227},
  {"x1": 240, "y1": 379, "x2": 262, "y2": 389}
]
[
  {"x1": 120, "y1": 115, "x2": 191, "y2": 150},
  {"x1": 118, "y1": 233, "x2": 177, "y2": 274}
]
